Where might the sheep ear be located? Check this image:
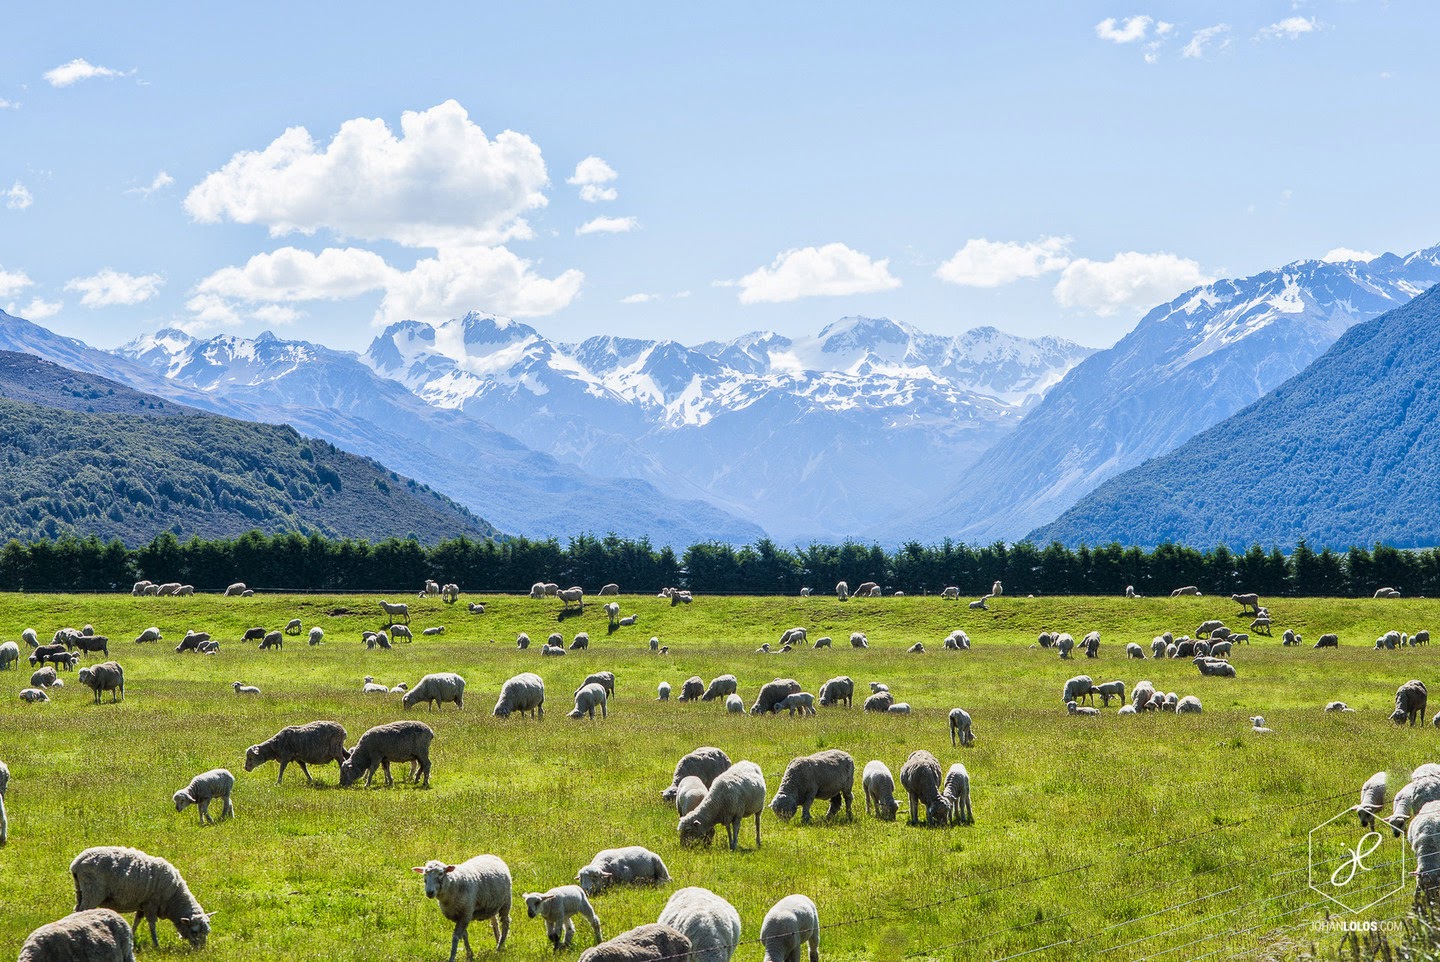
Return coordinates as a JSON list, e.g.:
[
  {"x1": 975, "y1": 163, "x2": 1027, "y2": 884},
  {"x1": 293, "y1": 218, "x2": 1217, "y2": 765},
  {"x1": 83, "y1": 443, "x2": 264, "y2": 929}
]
[
  {"x1": 601, "y1": 871, "x2": 613, "y2": 880},
  {"x1": 412, "y1": 867, "x2": 427, "y2": 873},
  {"x1": 444, "y1": 864, "x2": 457, "y2": 873},
  {"x1": 203, "y1": 911, "x2": 219, "y2": 919}
]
